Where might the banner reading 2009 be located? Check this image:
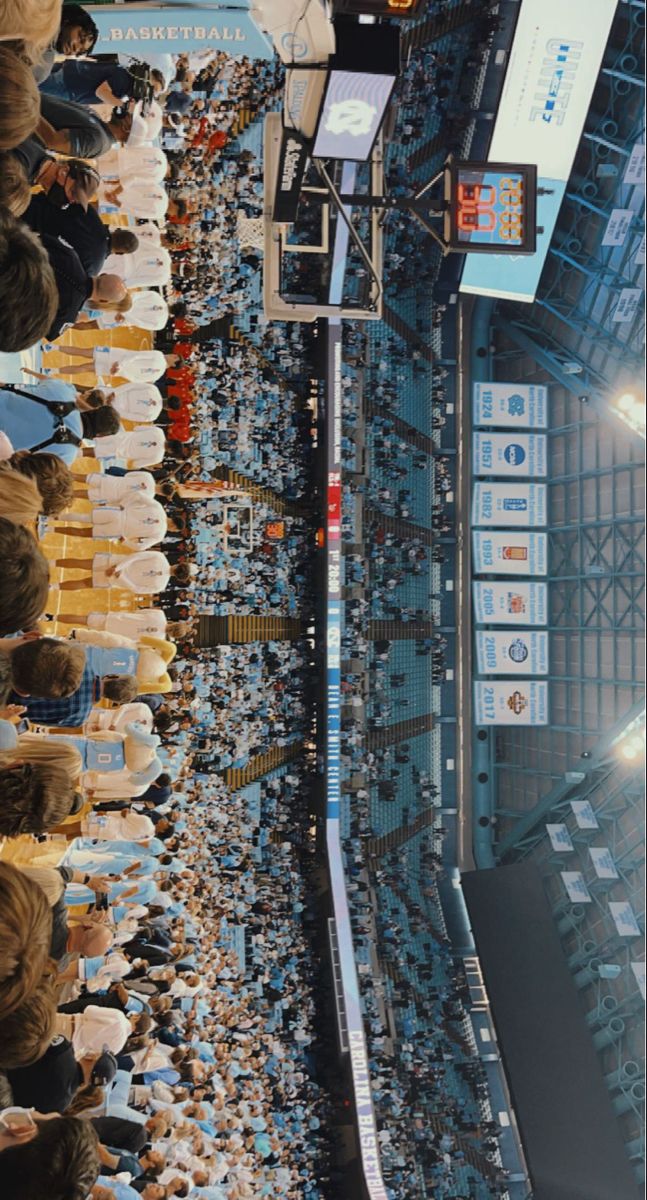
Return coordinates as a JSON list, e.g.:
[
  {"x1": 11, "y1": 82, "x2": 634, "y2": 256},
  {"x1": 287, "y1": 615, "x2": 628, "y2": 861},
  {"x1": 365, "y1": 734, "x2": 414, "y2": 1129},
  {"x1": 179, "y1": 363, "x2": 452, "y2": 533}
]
[
  {"x1": 472, "y1": 531, "x2": 547, "y2": 575},
  {"x1": 475, "y1": 630, "x2": 549, "y2": 674}
]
